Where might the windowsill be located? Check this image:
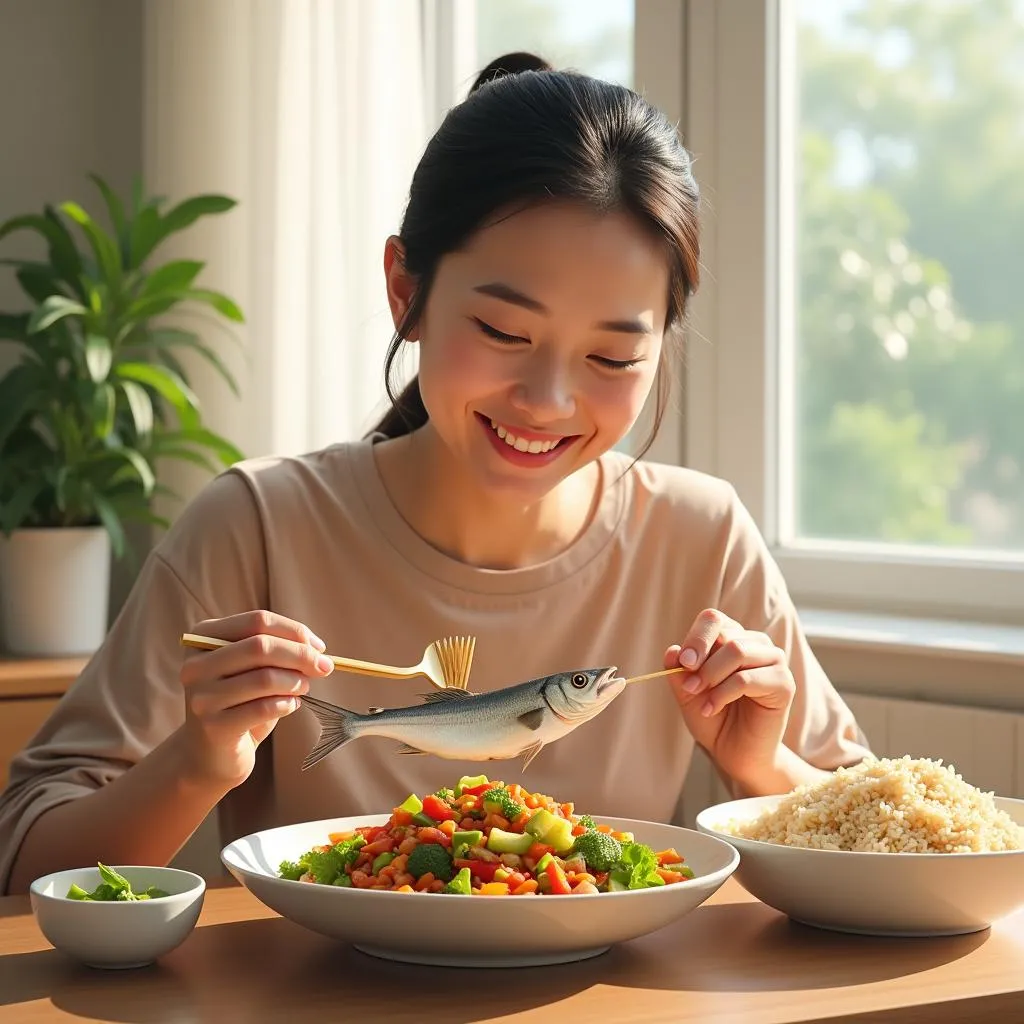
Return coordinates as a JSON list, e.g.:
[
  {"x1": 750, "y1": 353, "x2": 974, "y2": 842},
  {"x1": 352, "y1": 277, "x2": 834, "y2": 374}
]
[{"x1": 798, "y1": 608, "x2": 1024, "y2": 667}]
